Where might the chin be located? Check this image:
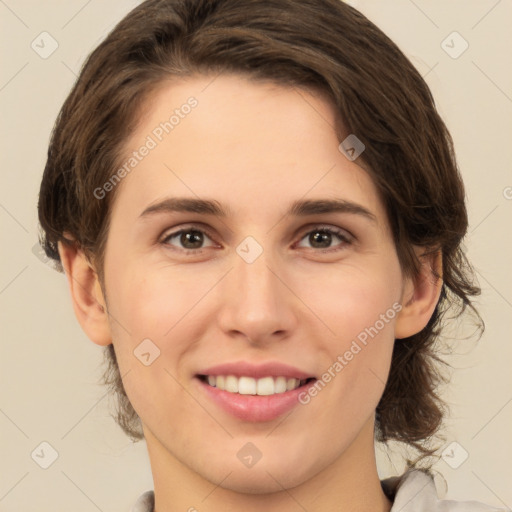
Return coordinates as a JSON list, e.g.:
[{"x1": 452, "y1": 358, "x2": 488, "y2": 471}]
[
  {"x1": 200, "y1": 457, "x2": 316, "y2": 495},
  {"x1": 218, "y1": 470, "x2": 302, "y2": 495}
]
